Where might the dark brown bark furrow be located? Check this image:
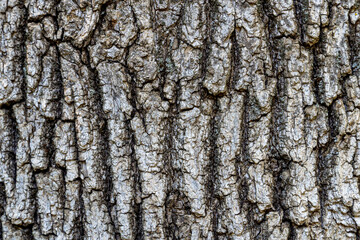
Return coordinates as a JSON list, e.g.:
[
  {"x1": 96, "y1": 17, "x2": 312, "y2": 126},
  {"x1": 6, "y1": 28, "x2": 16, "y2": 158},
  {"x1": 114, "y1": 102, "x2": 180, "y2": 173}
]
[{"x1": 2, "y1": 0, "x2": 360, "y2": 239}]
